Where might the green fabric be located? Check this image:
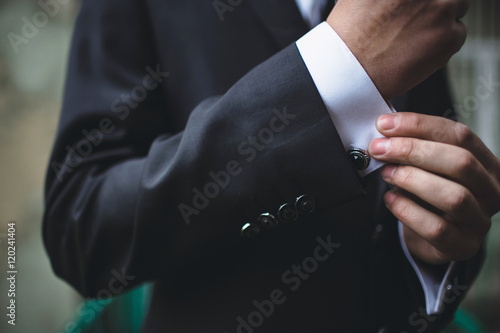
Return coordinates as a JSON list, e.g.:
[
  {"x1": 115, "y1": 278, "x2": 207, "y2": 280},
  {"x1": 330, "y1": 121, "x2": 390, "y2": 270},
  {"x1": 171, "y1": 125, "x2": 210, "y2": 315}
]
[
  {"x1": 66, "y1": 287, "x2": 486, "y2": 333},
  {"x1": 443, "y1": 307, "x2": 487, "y2": 333},
  {"x1": 63, "y1": 283, "x2": 153, "y2": 333}
]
